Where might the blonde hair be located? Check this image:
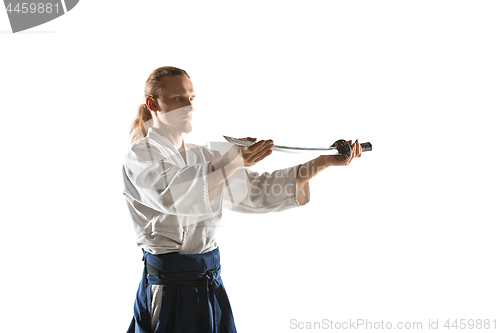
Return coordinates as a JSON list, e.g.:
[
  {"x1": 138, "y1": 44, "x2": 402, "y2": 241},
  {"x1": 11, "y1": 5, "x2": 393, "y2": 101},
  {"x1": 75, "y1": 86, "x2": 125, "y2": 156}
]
[{"x1": 130, "y1": 66, "x2": 190, "y2": 144}]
